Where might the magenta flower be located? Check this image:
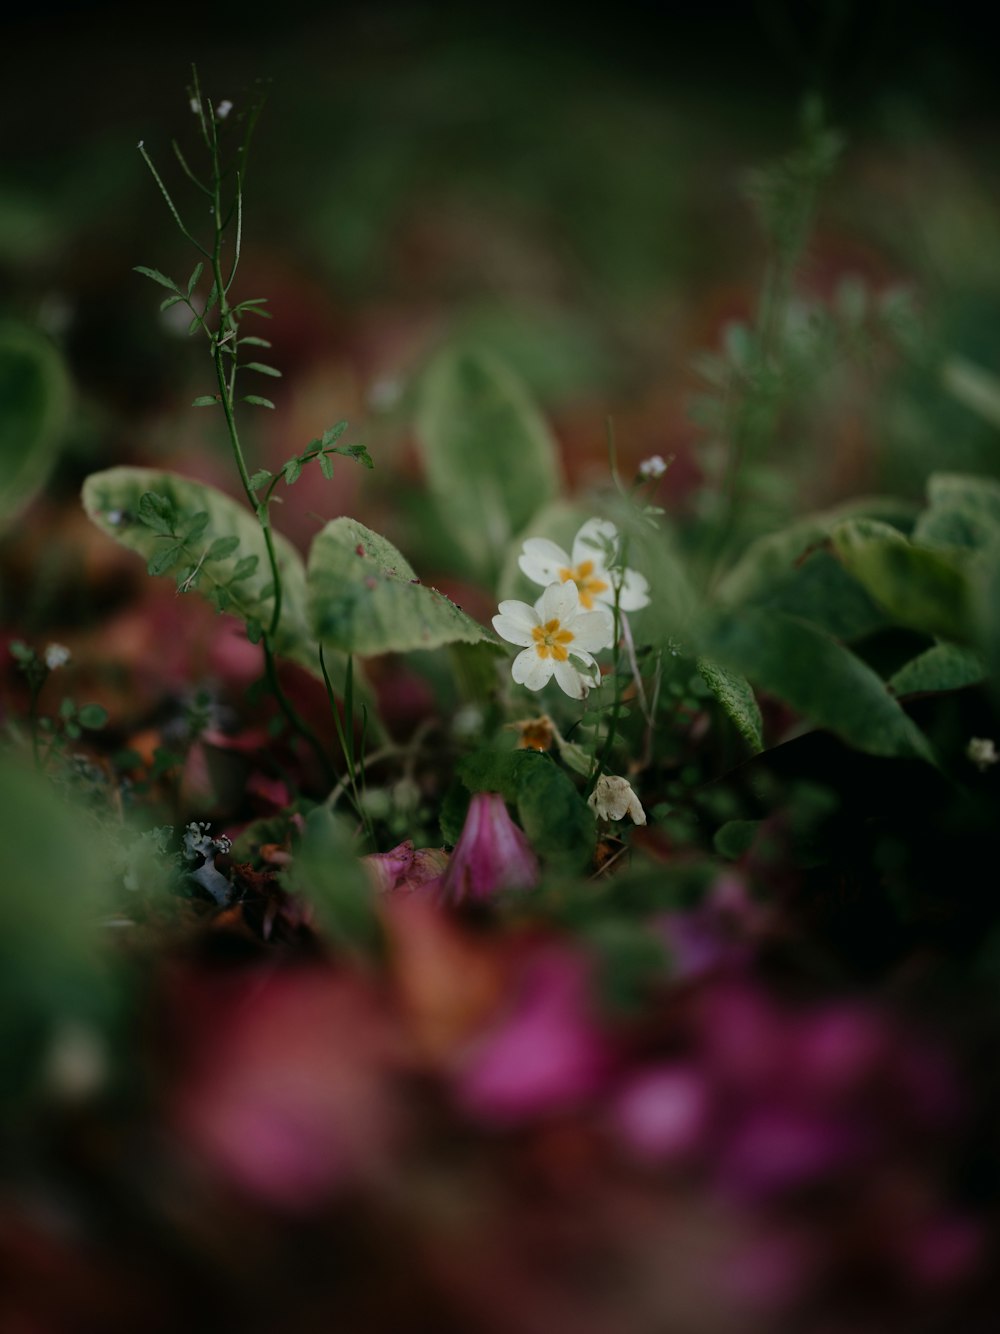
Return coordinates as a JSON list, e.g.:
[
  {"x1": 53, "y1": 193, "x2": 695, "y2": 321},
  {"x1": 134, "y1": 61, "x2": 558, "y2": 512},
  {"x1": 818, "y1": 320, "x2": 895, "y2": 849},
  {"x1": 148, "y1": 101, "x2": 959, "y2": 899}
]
[{"x1": 439, "y1": 792, "x2": 540, "y2": 906}]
